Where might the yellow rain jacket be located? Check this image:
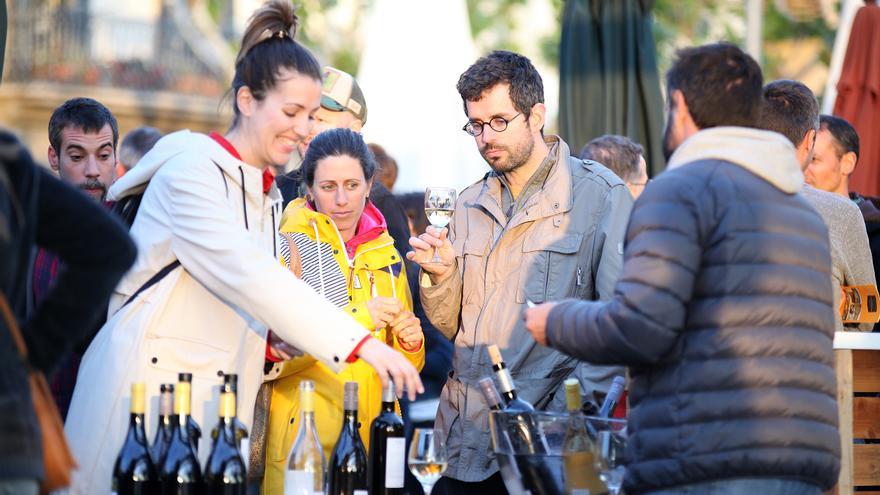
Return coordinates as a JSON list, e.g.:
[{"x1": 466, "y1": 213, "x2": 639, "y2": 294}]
[{"x1": 263, "y1": 198, "x2": 424, "y2": 494}]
